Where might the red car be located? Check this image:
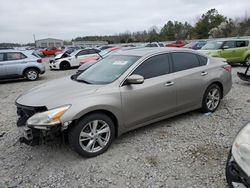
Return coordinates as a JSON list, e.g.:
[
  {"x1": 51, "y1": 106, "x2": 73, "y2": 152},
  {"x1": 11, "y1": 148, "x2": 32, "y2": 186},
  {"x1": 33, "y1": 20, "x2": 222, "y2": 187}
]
[
  {"x1": 165, "y1": 40, "x2": 187, "y2": 48},
  {"x1": 40, "y1": 47, "x2": 63, "y2": 56}
]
